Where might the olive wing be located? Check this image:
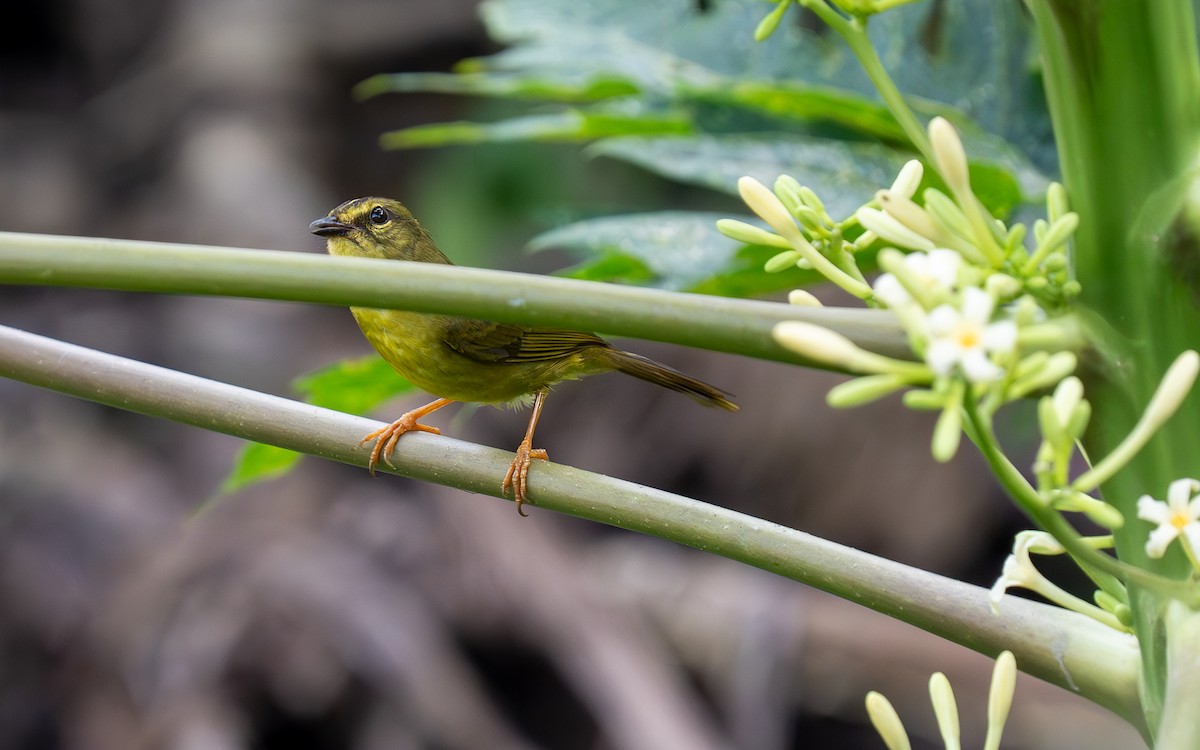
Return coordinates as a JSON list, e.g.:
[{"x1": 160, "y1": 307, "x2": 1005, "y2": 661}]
[{"x1": 442, "y1": 319, "x2": 609, "y2": 363}]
